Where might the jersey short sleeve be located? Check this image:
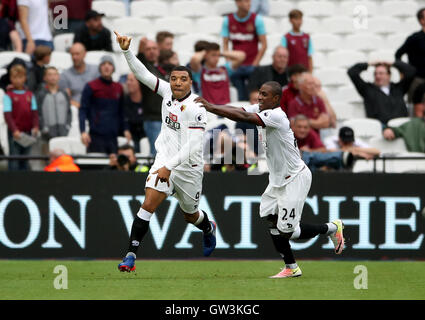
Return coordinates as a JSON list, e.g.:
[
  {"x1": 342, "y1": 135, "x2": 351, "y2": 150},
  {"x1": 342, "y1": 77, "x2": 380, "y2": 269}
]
[
  {"x1": 255, "y1": 15, "x2": 266, "y2": 35},
  {"x1": 221, "y1": 16, "x2": 230, "y2": 38},
  {"x1": 188, "y1": 105, "x2": 207, "y2": 130},
  {"x1": 257, "y1": 108, "x2": 289, "y2": 130},
  {"x1": 241, "y1": 104, "x2": 260, "y2": 113}
]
